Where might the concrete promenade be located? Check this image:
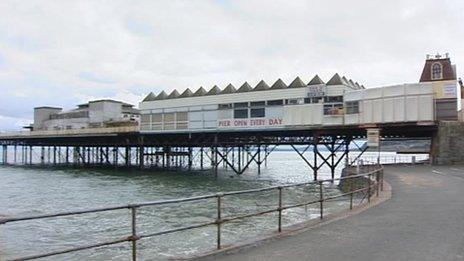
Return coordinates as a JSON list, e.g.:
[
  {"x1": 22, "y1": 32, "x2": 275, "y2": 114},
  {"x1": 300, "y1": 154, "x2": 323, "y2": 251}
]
[{"x1": 211, "y1": 165, "x2": 464, "y2": 261}]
